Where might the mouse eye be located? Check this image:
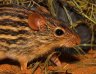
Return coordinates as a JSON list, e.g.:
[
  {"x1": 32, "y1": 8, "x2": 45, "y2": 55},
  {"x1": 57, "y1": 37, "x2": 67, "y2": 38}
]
[{"x1": 55, "y1": 28, "x2": 64, "y2": 36}]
